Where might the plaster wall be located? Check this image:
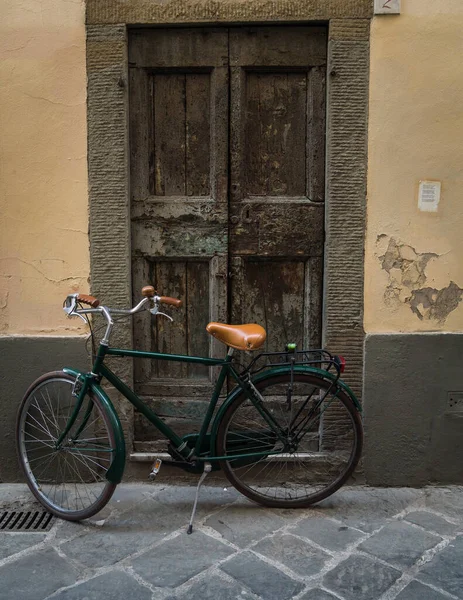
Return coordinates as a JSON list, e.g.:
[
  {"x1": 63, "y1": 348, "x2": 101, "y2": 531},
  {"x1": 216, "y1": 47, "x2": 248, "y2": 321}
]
[
  {"x1": 3, "y1": 0, "x2": 463, "y2": 338},
  {"x1": 365, "y1": 0, "x2": 463, "y2": 333},
  {"x1": 0, "y1": 0, "x2": 89, "y2": 335}
]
